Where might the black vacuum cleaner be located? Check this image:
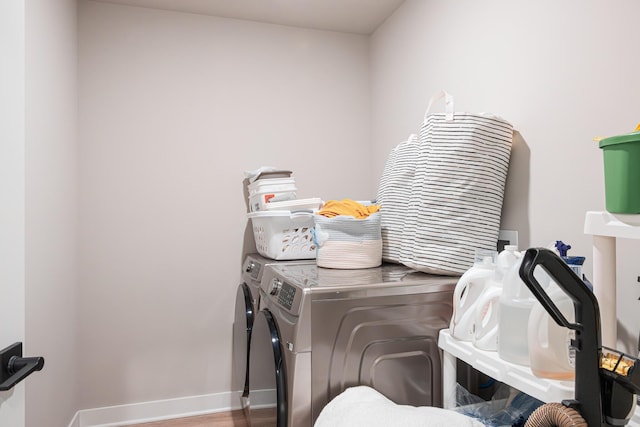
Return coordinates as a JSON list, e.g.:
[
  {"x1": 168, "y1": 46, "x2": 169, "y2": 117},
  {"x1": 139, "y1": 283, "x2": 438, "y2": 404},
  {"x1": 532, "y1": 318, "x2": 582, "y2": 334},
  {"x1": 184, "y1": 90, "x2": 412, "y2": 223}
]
[{"x1": 519, "y1": 247, "x2": 640, "y2": 426}]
